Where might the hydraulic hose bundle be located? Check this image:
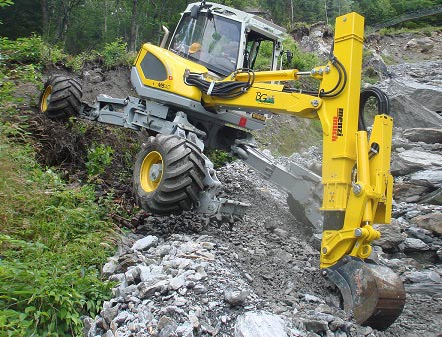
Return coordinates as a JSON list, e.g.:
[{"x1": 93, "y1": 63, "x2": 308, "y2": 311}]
[
  {"x1": 319, "y1": 56, "x2": 347, "y2": 98},
  {"x1": 184, "y1": 68, "x2": 255, "y2": 99},
  {"x1": 358, "y1": 87, "x2": 391, "y2": 131}
]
